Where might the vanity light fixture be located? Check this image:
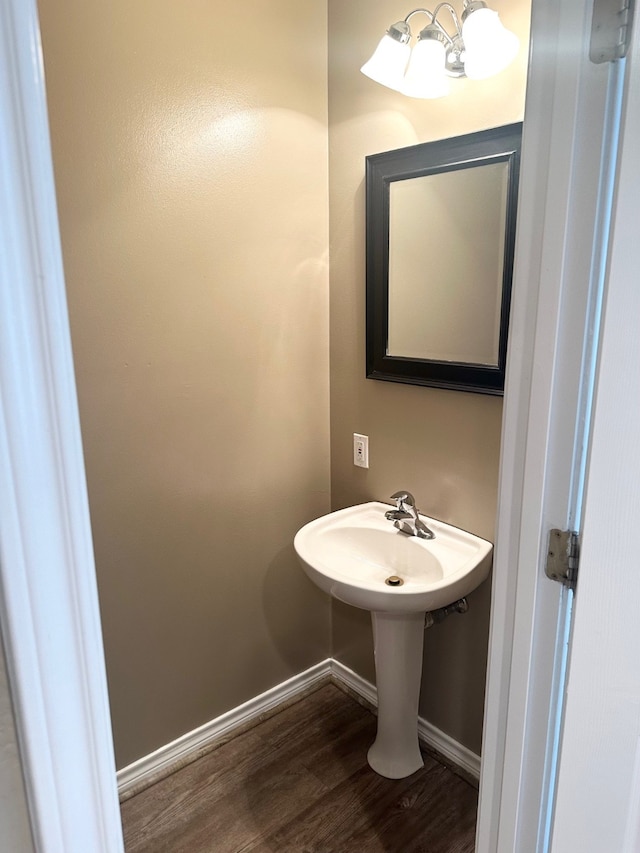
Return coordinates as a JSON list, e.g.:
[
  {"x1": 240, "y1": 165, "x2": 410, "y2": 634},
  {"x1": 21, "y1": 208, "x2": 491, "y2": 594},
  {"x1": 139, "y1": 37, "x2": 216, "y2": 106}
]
[{"x1": 361, "y1": 1, "x2": 519, "y2": 99}]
